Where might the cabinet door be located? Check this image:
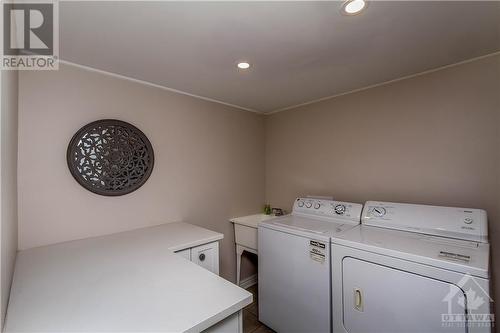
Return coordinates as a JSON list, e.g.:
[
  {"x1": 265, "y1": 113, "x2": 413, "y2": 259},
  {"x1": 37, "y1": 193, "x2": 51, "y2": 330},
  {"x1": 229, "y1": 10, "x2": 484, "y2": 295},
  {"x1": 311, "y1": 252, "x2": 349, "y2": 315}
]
[
  {"x1": 191, "y1": 242, "x2": 219, "y2": 275},
  {"x1": 174, "y1": 248, "x2": 191, "y2": 260}
]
